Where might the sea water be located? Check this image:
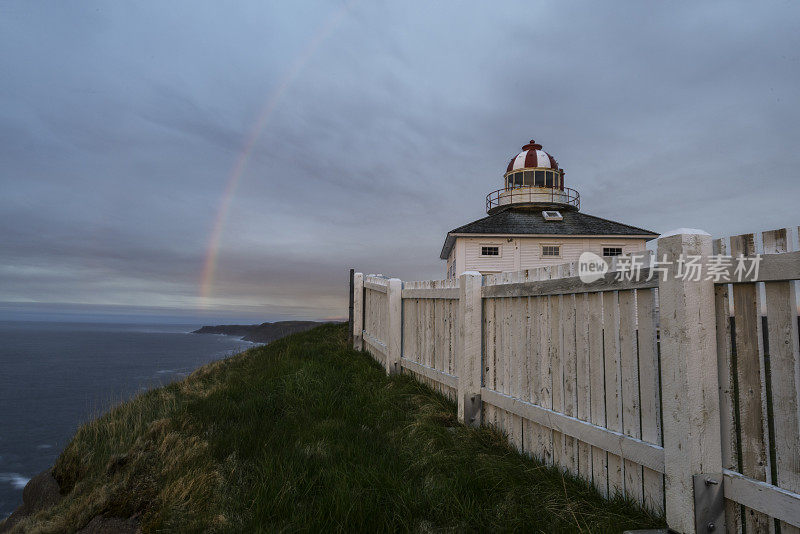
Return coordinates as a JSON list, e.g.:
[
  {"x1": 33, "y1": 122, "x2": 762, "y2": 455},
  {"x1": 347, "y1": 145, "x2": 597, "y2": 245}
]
[{"x1": 0, "y1": 321, "x2": 254, "y2": 518}]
